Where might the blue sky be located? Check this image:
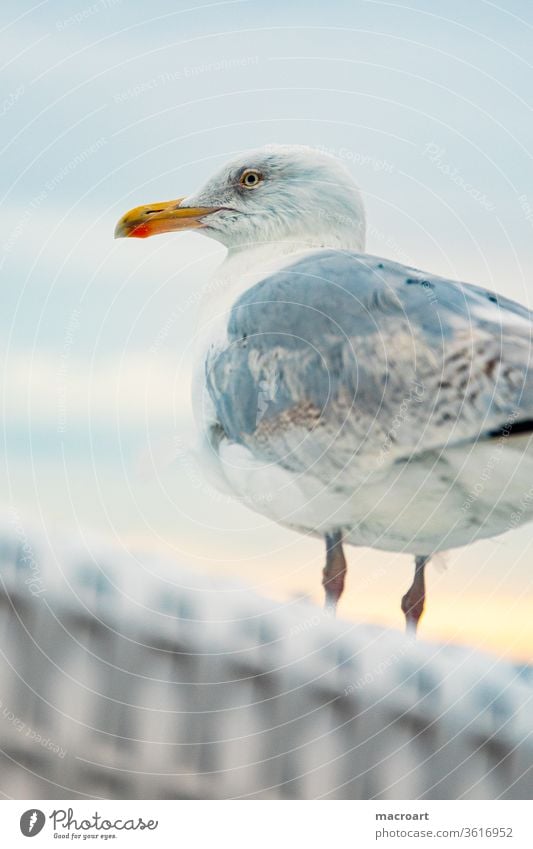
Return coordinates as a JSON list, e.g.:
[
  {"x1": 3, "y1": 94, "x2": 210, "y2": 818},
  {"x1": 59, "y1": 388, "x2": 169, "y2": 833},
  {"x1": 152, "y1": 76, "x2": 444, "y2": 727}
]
[{"x1": 1, "y1": 0, "x2": 533, "y2": 657}]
